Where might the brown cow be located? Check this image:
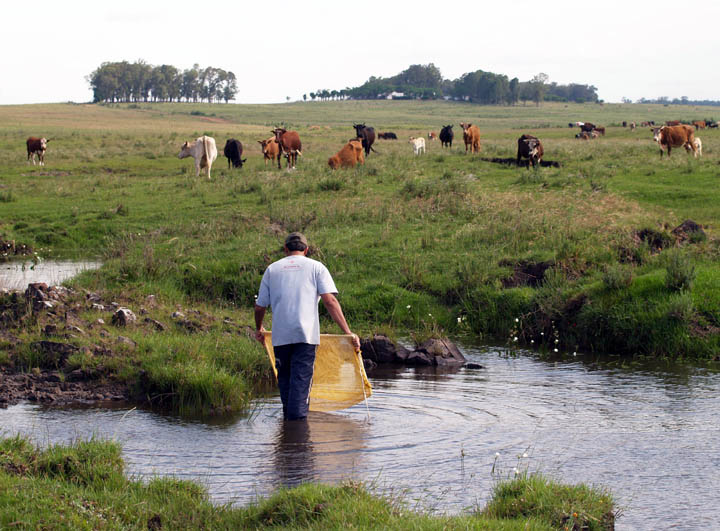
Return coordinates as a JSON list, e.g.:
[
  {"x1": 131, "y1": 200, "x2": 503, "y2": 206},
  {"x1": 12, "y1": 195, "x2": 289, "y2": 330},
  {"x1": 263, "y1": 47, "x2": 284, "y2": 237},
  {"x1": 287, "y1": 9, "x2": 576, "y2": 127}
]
[
  {"x1": 26, "y1": 137, "x2": 49, "y2": 166},
  {"x1": 428, "y1": 131, "x2": 437, "y2": 141},
  {"x1": 652, "y1": 125, "x2": 696, "y2": 157},
  {"x1": 693, "y1": 120, "x2": 706, "y2": 130},
  {"x1": 459, "y1": 122, "x2": 481, "y2": 153},
  {"x1": 258, "y1": 137, "x2": 279, "y2": 166},
  {"x1": 272, "y1": 128, "x2": 302, "y2": 169},
  {"x1": 516, "y1": 134, "x2": 544, "y2": 167},
  {"x1": 666, "y1": 120, "x2": 681, "y2": 126},
  {"x1": 328, "y1": 140, "x2": 365, "y2": 169}
]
